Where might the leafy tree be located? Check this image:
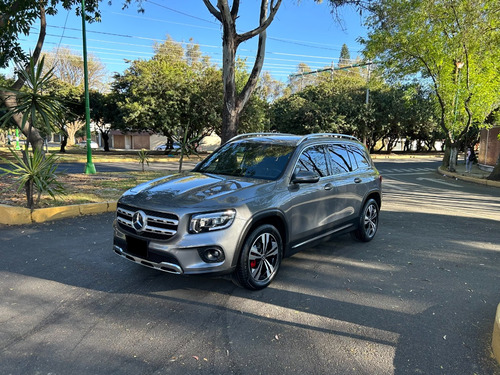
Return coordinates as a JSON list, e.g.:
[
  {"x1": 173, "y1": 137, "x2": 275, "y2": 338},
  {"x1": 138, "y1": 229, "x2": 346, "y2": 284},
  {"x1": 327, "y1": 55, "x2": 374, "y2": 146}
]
[
  {"x1": 257, "y1": 71, "x2": 285, "y2": 103},
  {"x1": 362, "y1": 0, "x2": 500, "y2": 171},
  {"x1": 368, "y1": 82, "x2": 439, "y2": 153},
  {"x1": 89, "y1": 91, "x2": 120, "y2": 152},
  {"x1": 44, "y1": 47, "x2": 109, "y2": 93},
  {"x1": 0, "y1": 0, "x2": 101, "y2": 152},
  {"x1": 112, "y1": 37, "x2": 222, "y2": 149},
  {"x1": 287, "y1": 63, "x2": 318, "y2": 95},
  {"x1": 43, "y1": 47, "x2": 109, "y2": 147},
  {"x1": 272, "y1": 67, "x2": 439, "y2": 152},
  {"x1": 200, "y1": 0, "x2": 369, "y2": 143},
  {"x1": 339, "y1": 43, "x2": 351, "y2": 66},
  {"x1": 45, "y1": 79, "x2": 83, "y2": 150},
  {"x1": 0, "y1": 56, "x2": 67, "y2": 209},
  {"x1": 0, "y1": 57, "x2": 66, "y2": 147}
]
